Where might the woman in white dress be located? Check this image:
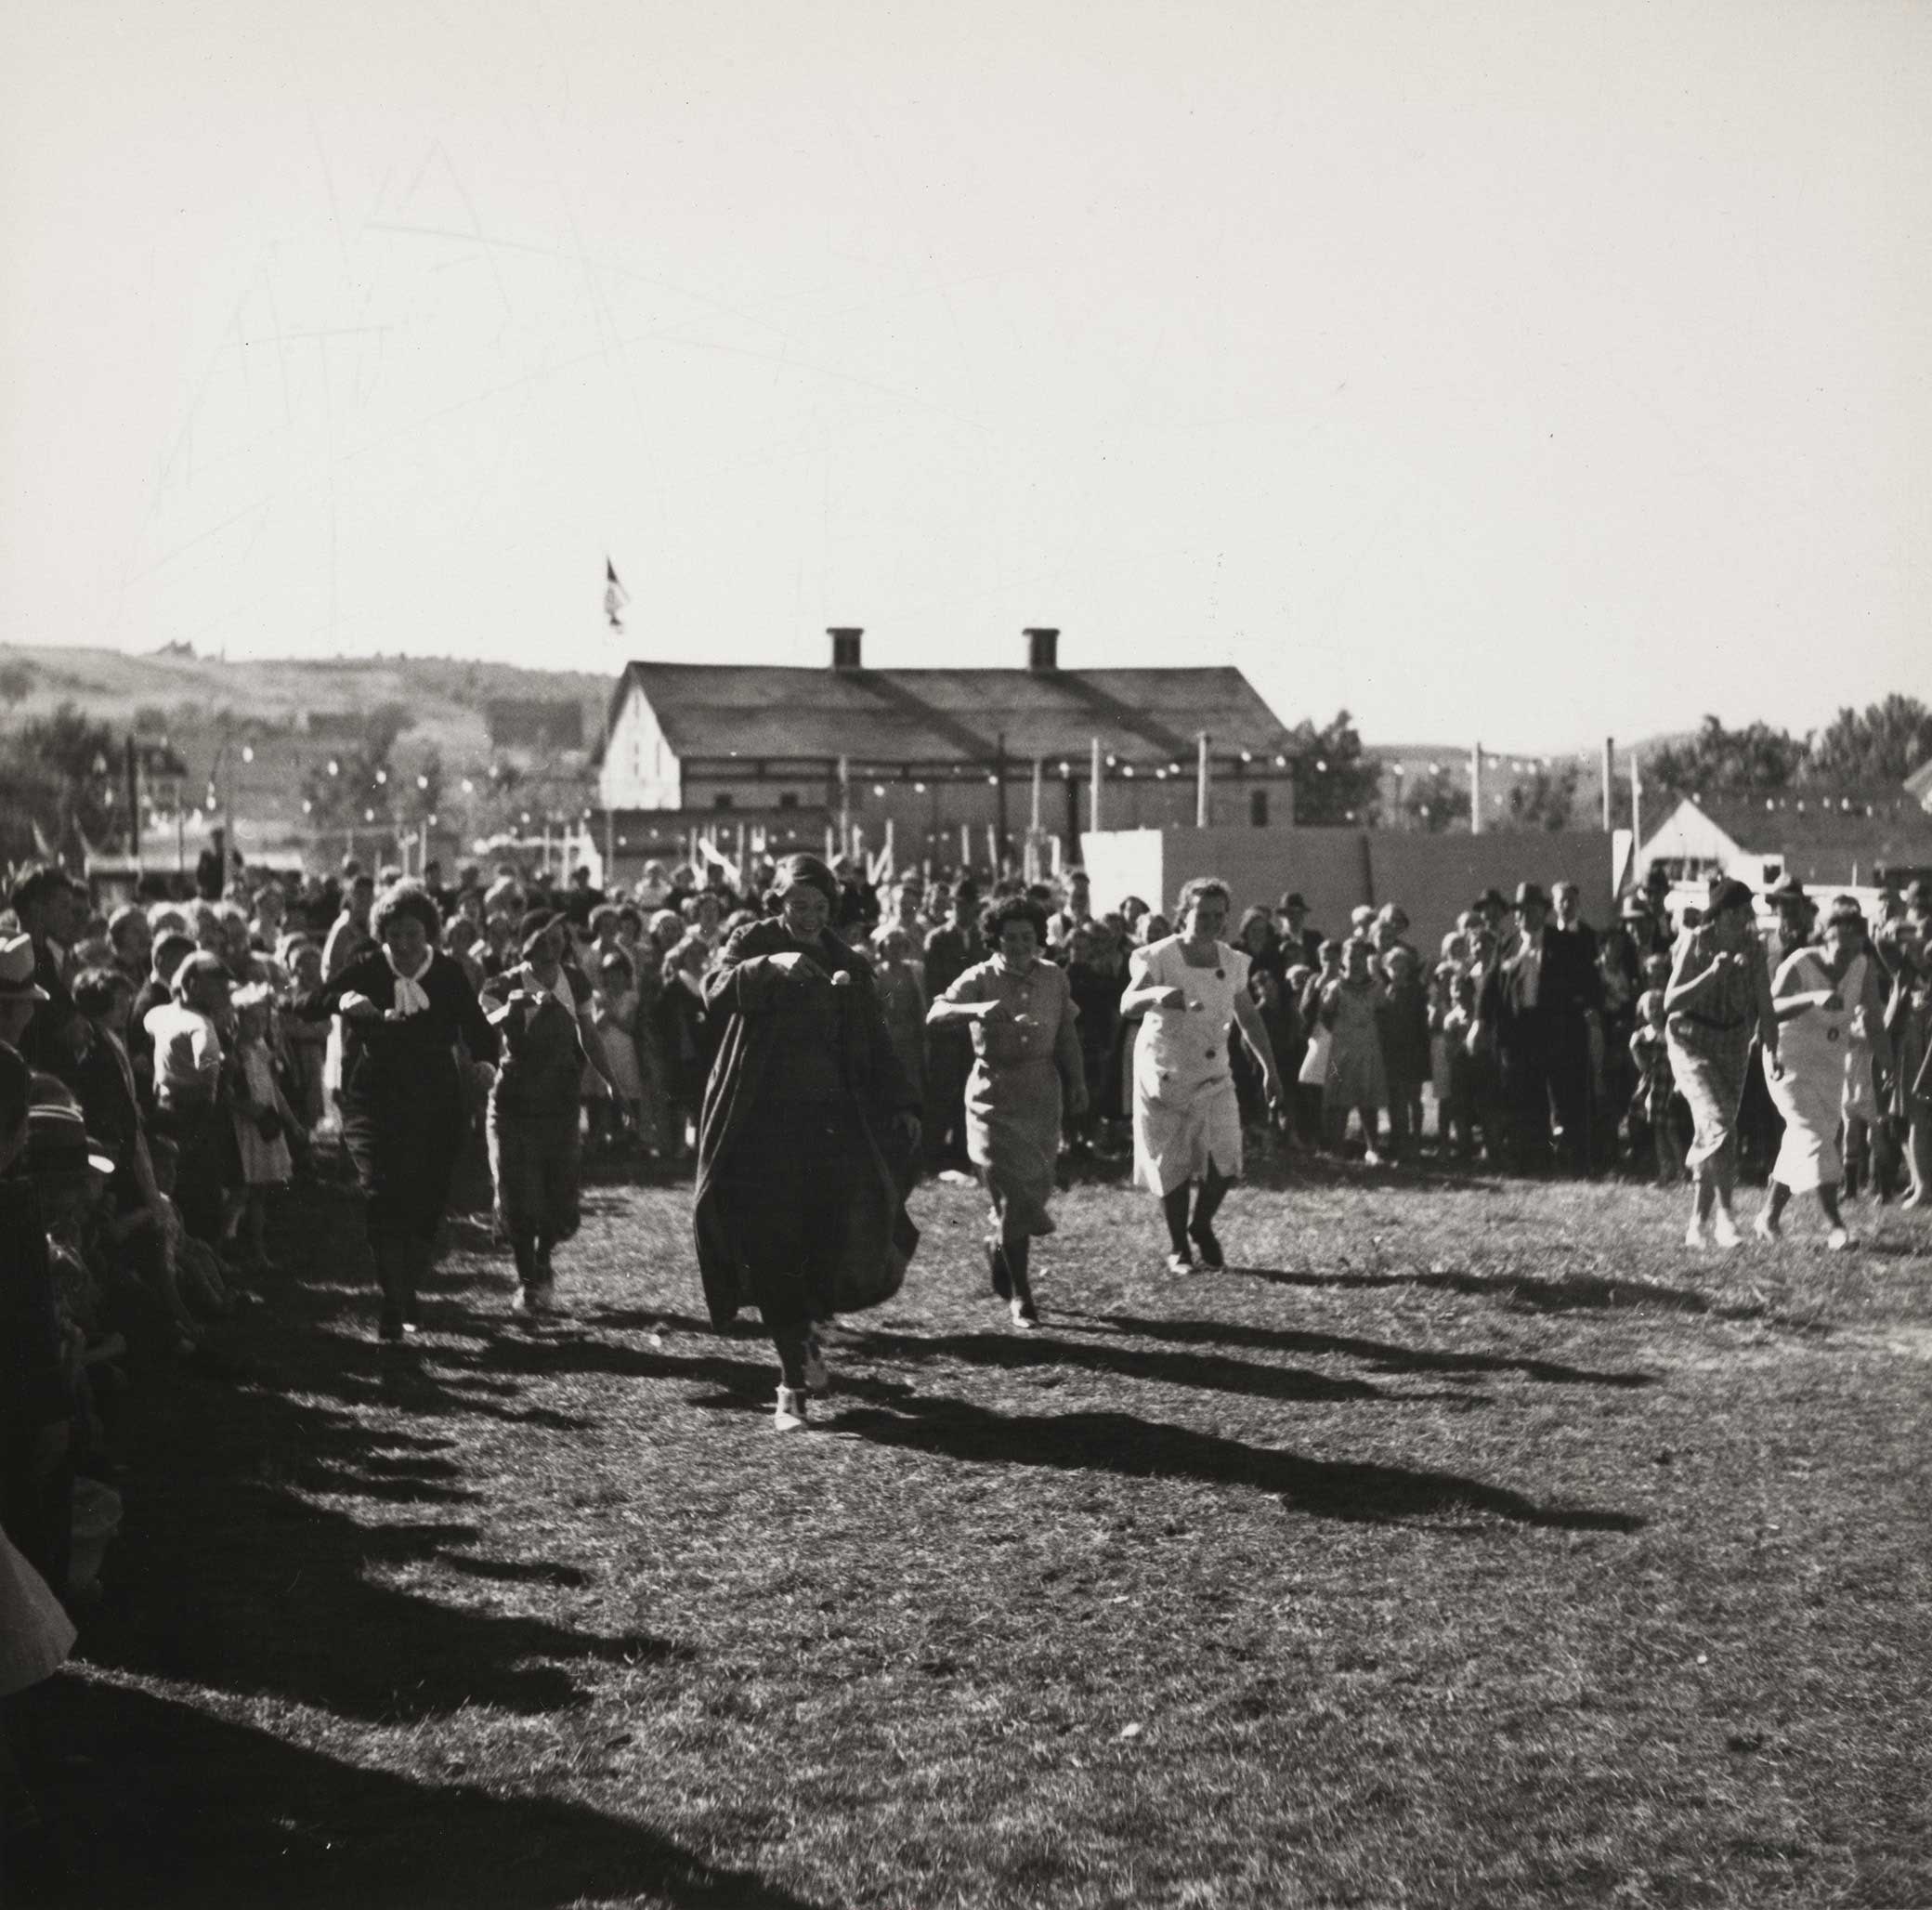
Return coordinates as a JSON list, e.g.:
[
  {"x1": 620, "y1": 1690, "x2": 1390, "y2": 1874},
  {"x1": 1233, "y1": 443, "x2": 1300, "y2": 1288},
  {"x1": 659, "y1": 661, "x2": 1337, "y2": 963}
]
[
  {"x1": 1757, "y1": 896, "x2": 1891, "y2": 1249},
  {"x1": 1122, "y1": 879, "x2": 1286, "y2": 1272}
]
